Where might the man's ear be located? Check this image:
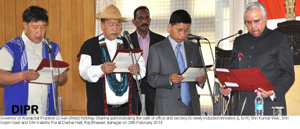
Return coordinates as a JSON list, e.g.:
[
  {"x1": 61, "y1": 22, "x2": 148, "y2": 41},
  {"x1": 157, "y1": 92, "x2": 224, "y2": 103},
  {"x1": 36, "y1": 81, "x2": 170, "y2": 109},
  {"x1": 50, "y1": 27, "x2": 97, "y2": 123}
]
[
  {"x1": 100, "y1": 21, "x2": 104, "y2": 30},
  {"x1": 167, "y1": 23, "x2": 172, "y2": 33},
  {"x1": 23, "y1": 22, "x2": 28, "y2": 30},
  {"x1": 263, "y1": 15, "x2": 268, "y2": 26},
  {"x1": 132, "y1": 19, "x2": 136, "y2": 26}
]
